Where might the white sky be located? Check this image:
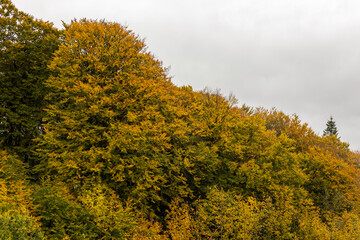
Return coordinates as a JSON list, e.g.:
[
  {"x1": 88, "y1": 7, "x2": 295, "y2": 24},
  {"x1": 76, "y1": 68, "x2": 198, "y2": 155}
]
[{"x1": 11, "y1": 0, "x2": 360, "y2": 150}]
